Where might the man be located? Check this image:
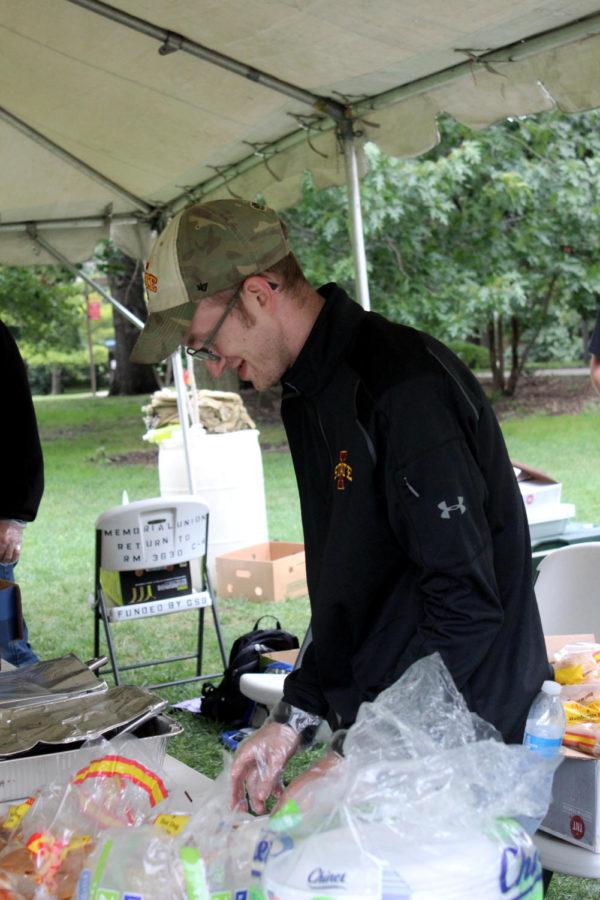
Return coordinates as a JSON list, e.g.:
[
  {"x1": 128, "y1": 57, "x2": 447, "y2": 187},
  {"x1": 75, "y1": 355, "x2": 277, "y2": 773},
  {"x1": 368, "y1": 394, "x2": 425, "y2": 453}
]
[
  {"x1": 589, "y1": 307, "x2": 600, "y2": 393},
  {"x1": 0, "y1": 320, "x2": 44, "y2": 666},
  {"x1": 131, "y1": 198, "x2": 551, "y2": 814}
]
